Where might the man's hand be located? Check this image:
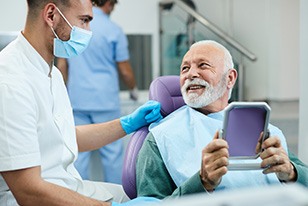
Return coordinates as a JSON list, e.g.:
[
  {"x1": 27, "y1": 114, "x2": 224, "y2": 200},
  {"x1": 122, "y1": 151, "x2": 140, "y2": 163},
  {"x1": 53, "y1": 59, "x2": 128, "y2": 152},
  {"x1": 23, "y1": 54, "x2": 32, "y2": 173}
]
[
  {"x1": 258, "y1": 135, "x2": 297, "y2": 182},
  {"x1": 200, "y1": 131, "x2": 229, "y2": 191}
]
